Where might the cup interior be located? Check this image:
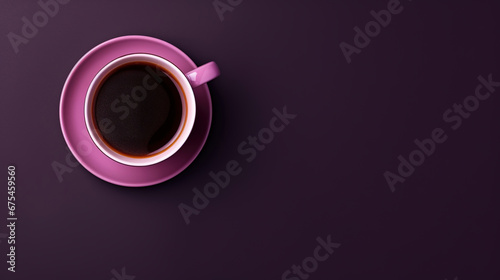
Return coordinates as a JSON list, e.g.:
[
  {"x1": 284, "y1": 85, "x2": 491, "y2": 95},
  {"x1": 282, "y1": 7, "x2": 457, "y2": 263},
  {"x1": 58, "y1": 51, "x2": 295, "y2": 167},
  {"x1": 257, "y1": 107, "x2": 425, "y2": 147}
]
[{"x1": 84, "y1": 54, "x2": 196, "y2": 166}]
